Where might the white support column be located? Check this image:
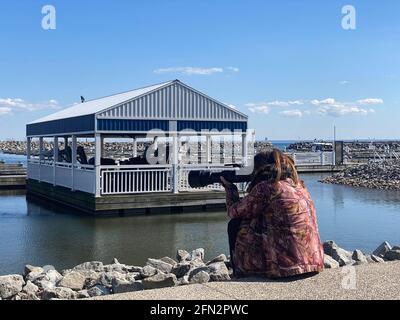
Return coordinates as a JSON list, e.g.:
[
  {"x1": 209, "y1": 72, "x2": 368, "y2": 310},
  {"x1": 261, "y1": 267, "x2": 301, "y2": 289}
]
[
  {"x1": 242, "y1": 133, "x2": 248, "y2": 166},
  {"x1": 27, "y1": 137, "x2": 31, "y2": 160},
  {"x1": 101, "y1": 136, "x2": 105, "y2": 158},
  {"x1": 26, "y1": 137, "x2": 31, "y2": 180},
  {"x1": 133, "y1": 138, "x2": 138, "y2": 158},
  {"x1": 205, "y1": 134, "x2": 211, "y2": 164},
  {"x1": 53, "y1": 136, "x2": 58, "y2": 186},
  {"x1": 39, "y1": 137, "x2": 43, "y2": 182},
  {"x1": 172, "y1": 134, "x2": 179, "y2": 194},
  {"x1": 95, "y1": 133, "x2": 102, "y2": 197},
  {"x1": 71, "y1": 135, "x2": 77, "y2": 191}
]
